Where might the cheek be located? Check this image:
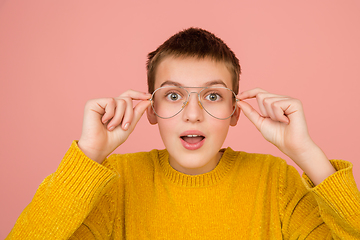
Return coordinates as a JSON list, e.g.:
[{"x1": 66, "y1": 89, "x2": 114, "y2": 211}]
[
  {"x1": 211, "y1": 120, "x2": 231, "y2": 139},
  {"x1": 157, "y1": 119, "x2": 178, "y2": 142},
  {"x1": 205, "y1": 117, "x2": 232, "y2": 145}
]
